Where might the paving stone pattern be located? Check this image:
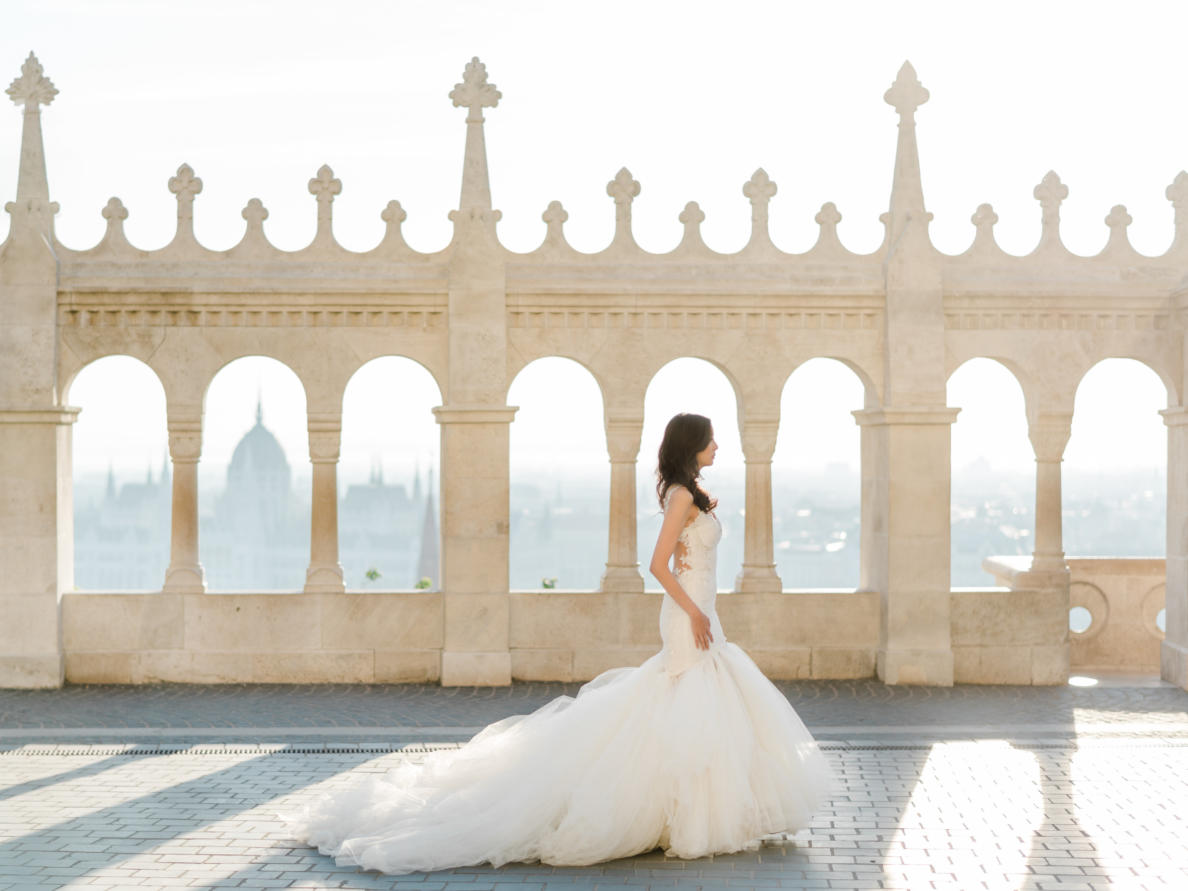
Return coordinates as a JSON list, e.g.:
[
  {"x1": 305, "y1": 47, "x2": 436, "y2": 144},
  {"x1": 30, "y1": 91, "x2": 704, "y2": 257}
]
[{"x1": 2, "y1": 681, "x2": 1187, "y2": 889}]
